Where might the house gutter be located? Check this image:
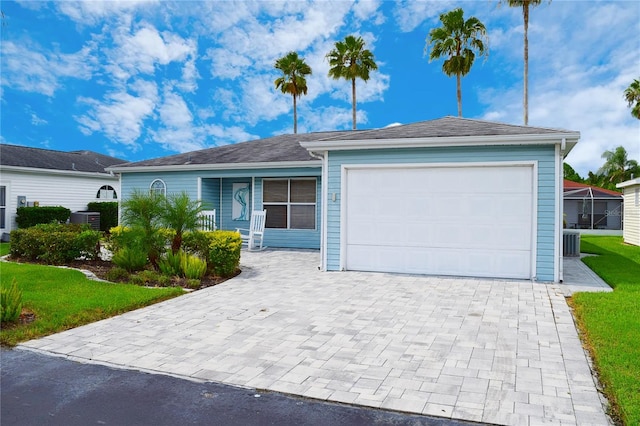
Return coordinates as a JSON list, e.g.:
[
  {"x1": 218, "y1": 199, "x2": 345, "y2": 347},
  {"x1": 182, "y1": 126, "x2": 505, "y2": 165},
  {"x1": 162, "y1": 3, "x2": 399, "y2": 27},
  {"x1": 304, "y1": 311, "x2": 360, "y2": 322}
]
[
  {"x1": 556, "y1": 138, "x2": 565, "y2": 283},
  {"x1": 308, "y1": 150, "x2": 328, "y2": 271}
]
